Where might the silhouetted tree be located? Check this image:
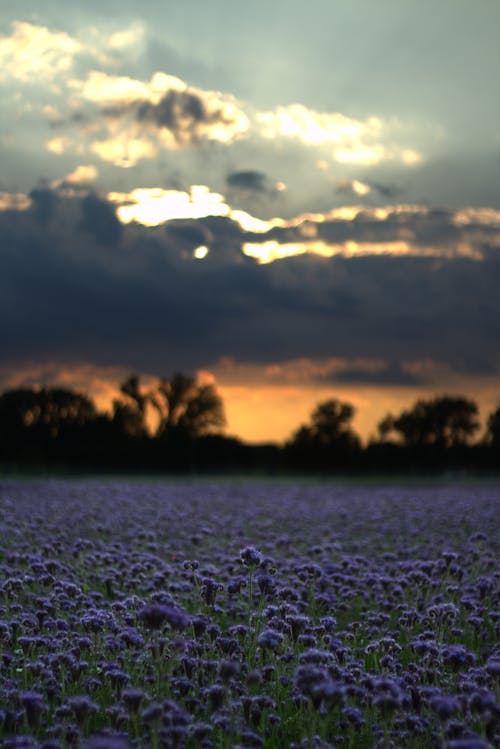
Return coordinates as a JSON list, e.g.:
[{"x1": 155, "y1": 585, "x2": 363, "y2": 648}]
[
  {"x1": 286, "y1": 398, "x2": 361, "y2": 470},
  {"x1": 0, "y1": 386, "x2": 96, "y2": 439},
  {"x1": 112, "y1": 375, "x2": 149, "y2": 437},
  {"x1": 378, "y1": 395, "x2": 480, "y2": 449},
  {"x1": 485, "y1": 406, "x2": 500, "y2": 450},
  {"x1": 0, "y1": 386, "x2": 101, "y2": 467},
  {"x1": 152, "y1": 372, "x2": 226, "y2": 438}
]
